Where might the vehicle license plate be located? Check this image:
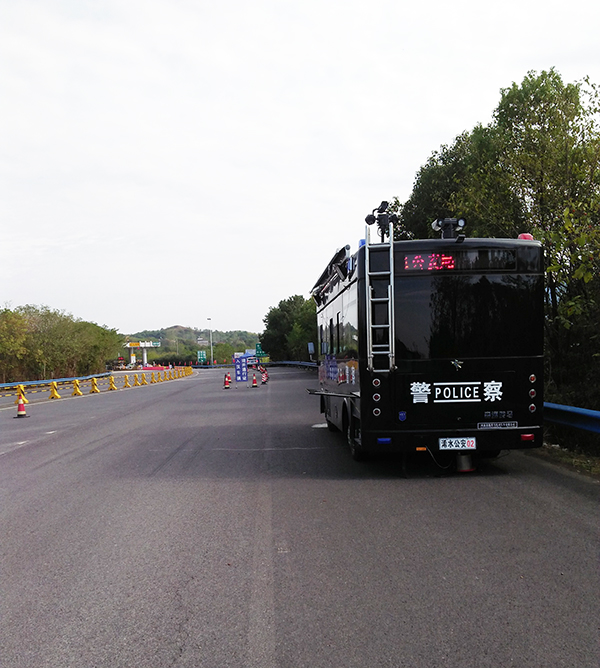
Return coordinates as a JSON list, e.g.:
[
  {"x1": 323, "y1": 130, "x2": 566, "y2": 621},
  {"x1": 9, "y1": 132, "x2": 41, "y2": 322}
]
[{"x1": 439, "y1": 437, "x2": 477, "y2": 450}]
